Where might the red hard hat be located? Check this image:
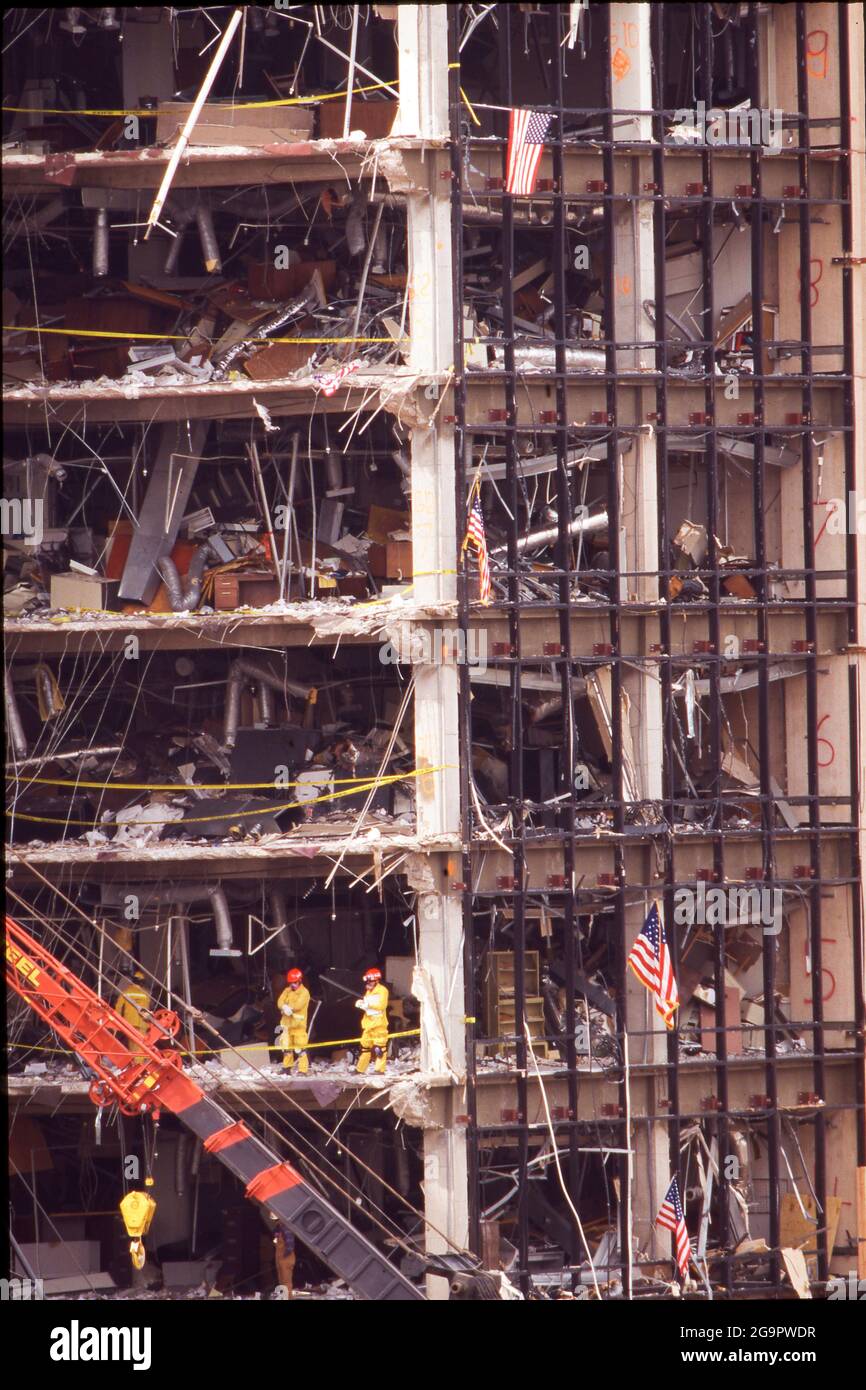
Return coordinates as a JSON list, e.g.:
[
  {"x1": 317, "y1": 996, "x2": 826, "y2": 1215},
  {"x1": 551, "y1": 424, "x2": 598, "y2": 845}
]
[
  {"x1": 286, "y1": 968, "x2": 303, "y2": 984},
  {"x1": 363, "y1": 967, "x2": 381, "y2": 983}
]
